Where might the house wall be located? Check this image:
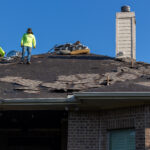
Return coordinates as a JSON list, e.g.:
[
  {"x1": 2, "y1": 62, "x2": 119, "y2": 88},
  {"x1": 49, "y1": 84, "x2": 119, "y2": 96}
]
[
  {"x1": 67, "y1": 105, "x2": 149, "y2": 150},
  {"x1": 0, "y1": 110, "x2": 67, "y2": 150}
]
